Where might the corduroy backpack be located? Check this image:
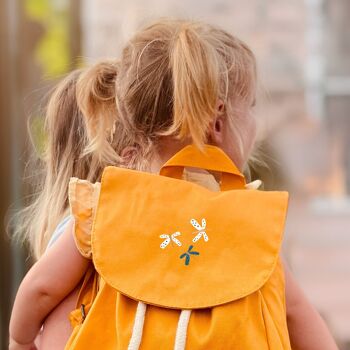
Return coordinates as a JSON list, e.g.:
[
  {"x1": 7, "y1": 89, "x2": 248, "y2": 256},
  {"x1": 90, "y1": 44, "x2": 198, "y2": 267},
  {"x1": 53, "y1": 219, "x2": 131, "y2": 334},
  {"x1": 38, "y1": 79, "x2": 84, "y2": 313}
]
[{"x1": 65, "y1": 145, "x2": 291, "y2": 350}]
